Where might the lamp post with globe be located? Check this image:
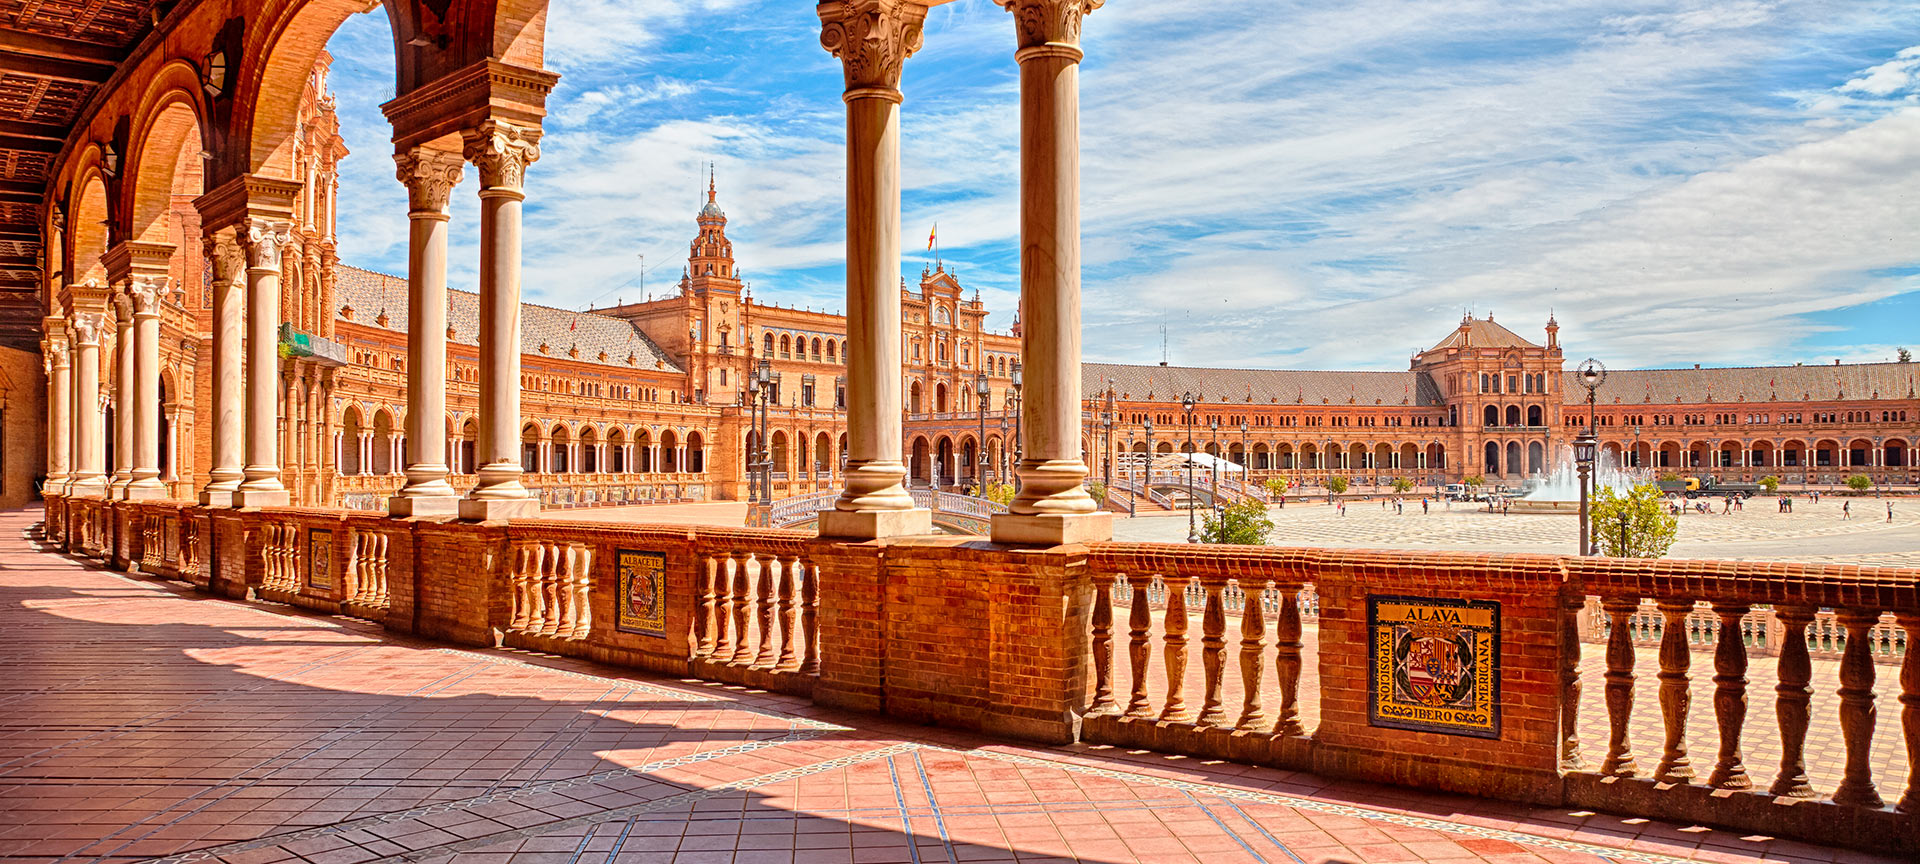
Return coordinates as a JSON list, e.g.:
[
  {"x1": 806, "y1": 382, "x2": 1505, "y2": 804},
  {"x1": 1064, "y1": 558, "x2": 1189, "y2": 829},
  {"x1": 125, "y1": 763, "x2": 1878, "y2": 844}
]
[{"x1": 1576, "y1": 358, "x2": 1607, "y2": 556}]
